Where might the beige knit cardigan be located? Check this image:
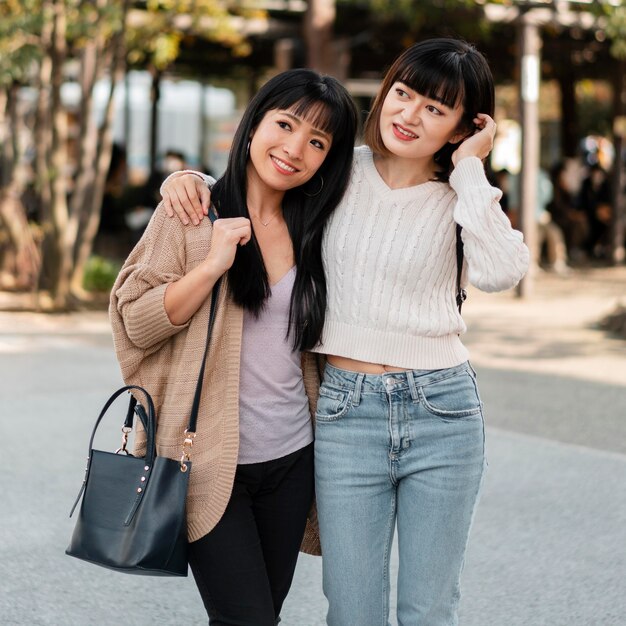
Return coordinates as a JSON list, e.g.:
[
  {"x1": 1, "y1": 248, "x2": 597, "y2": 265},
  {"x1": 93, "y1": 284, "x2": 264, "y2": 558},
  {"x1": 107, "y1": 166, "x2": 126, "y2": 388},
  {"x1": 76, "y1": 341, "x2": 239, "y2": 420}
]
[{"x1": 109, "y1": 203, "x2": 322, "y2": 554}]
